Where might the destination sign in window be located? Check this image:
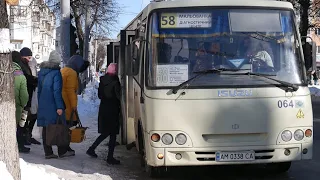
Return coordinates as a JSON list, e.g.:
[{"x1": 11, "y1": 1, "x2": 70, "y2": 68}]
[{"x1": 160, "y1": 13, "x2": 212, "y2": 28}]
